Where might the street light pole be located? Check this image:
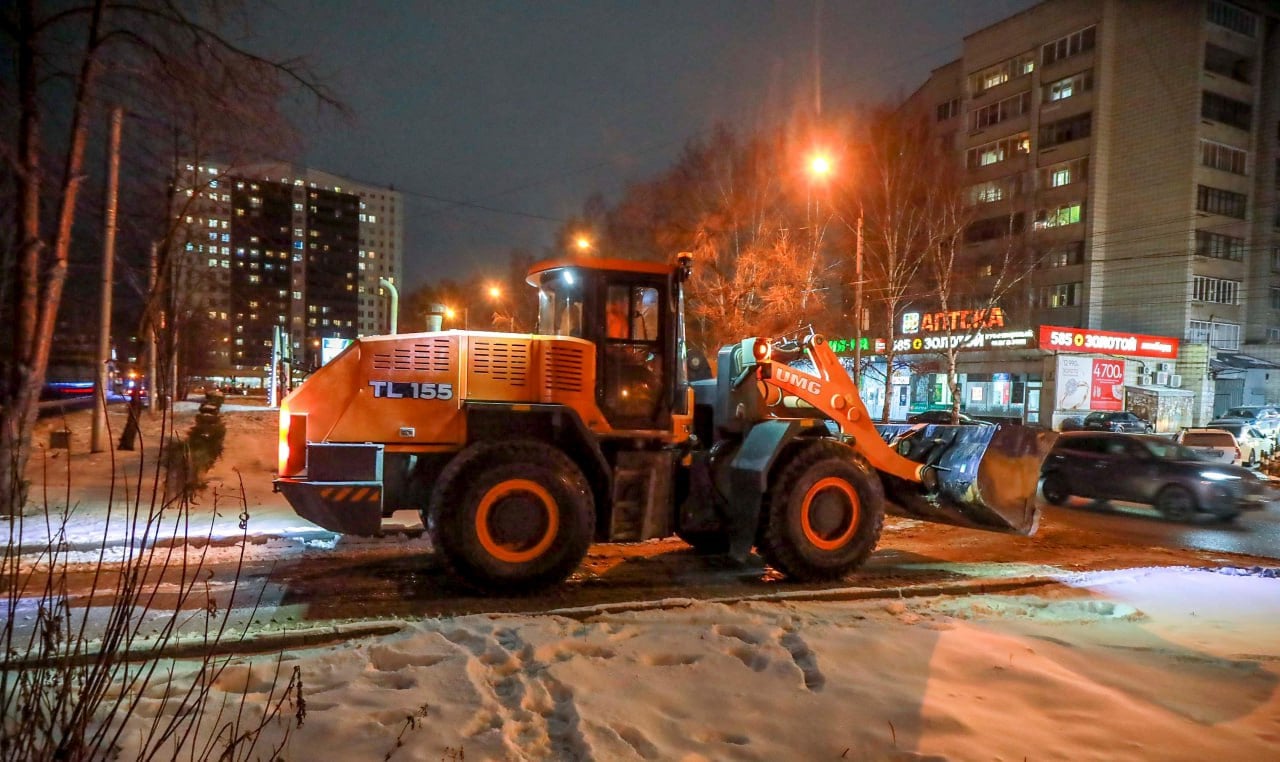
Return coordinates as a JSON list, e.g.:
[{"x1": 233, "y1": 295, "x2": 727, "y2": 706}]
[
  {"x1": 379, "y1": 277, "x2": 398, "y2": 335},
  {"x1": 853, "y1": 210, "x2": 863, "y2": 385}
]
